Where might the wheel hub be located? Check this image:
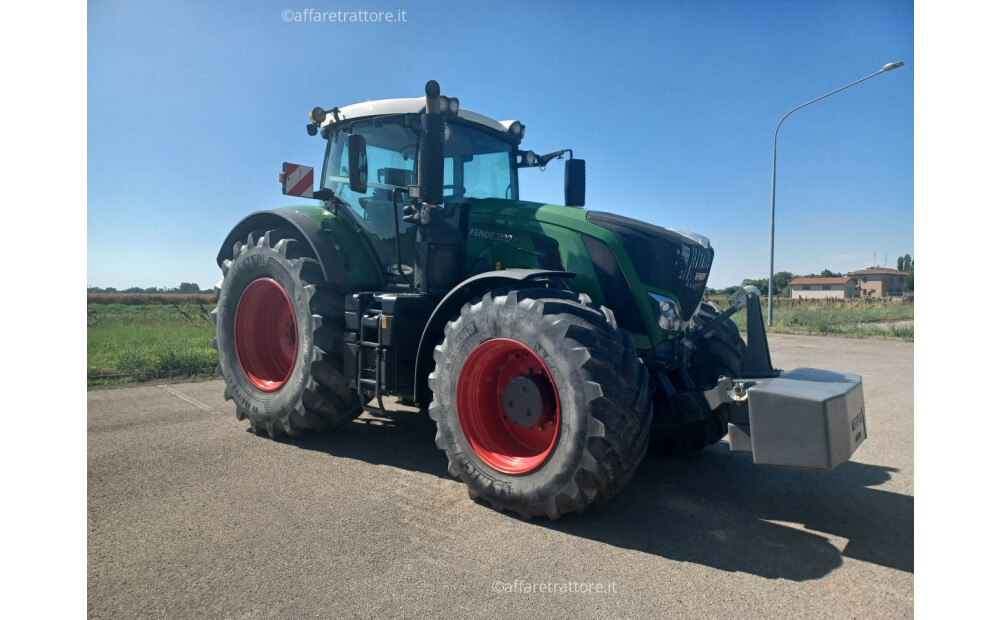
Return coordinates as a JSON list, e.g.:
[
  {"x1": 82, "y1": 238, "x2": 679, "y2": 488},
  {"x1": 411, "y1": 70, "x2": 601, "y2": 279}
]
[{"x1": 502, "y1": 374, "x2": 554, "y2": 428}]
